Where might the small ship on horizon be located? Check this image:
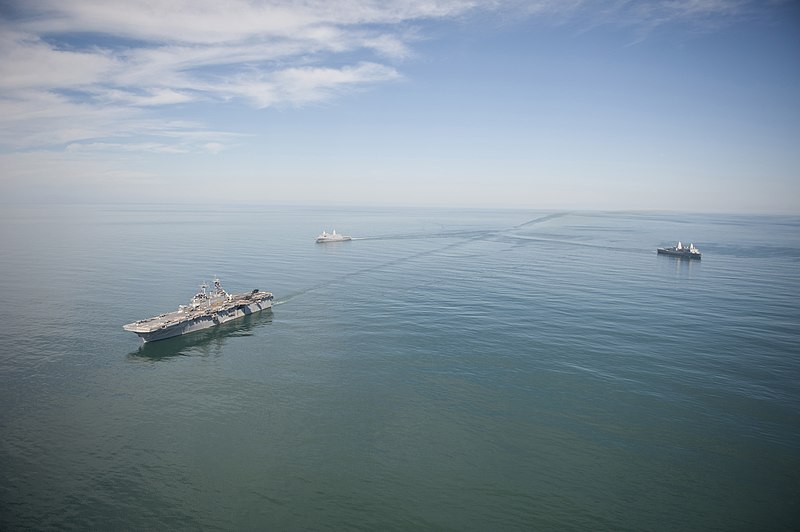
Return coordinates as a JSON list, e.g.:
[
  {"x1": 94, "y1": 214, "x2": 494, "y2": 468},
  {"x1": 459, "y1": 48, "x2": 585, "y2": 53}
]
[
  {"x1": 316, "y1": 229, "x2": 352, "y2": 243},
  {"x1": 657, "y1": 242, "x2": 702, "y2": 259},
  {"x1": 123, "y1": 278, "x2": 273, "y2": 342}
]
